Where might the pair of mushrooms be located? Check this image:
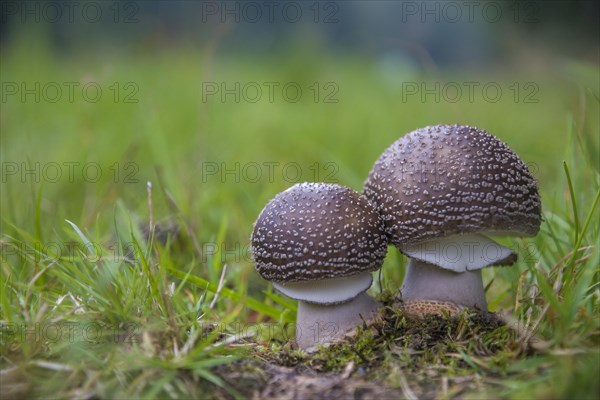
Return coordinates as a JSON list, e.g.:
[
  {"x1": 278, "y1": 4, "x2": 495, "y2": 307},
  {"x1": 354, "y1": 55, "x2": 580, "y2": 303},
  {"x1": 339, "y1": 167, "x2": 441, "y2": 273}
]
[{"x1": 251, "y1": 124, "x2": 541, "y2": 351}]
